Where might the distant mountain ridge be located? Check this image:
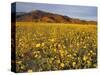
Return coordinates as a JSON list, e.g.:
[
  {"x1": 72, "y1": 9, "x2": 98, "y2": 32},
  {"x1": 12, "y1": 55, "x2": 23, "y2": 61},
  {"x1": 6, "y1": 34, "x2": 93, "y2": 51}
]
[{"x1": 14, "y1": 10, "x2": 97, "y2": 24}]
